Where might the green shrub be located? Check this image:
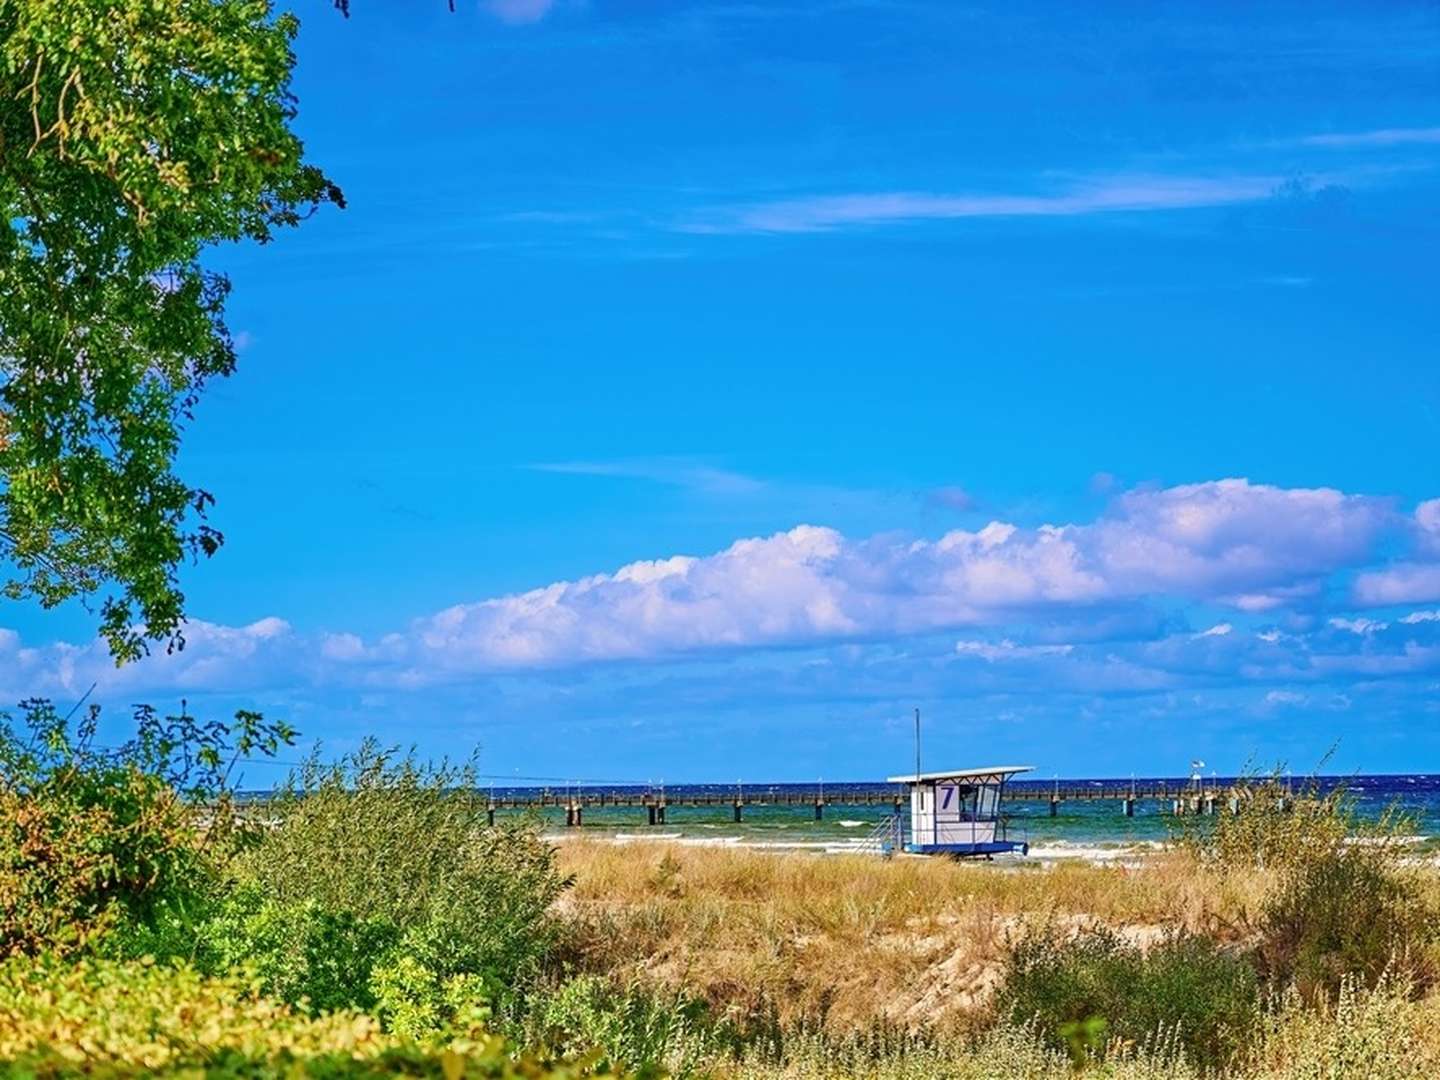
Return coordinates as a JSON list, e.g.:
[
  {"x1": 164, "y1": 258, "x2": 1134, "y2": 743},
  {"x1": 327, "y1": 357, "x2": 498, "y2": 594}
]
[
  {"x1": 1258, "y1": 841, "x2": 1436, "y2": 1000},
  {"x1": 0, "y1": 699, "x2": 291, "y2": 958},
  {"x1": 995, "y1": 926, "x2": 1259, "y2": 1068},
  {"x1": 228, "y1": 743, "x2": 571, "y2": 1023},
  {"x1": 0, "y1": 955, "x2": 623, "y2": 1078},
  {"x1": 1183, "y1": 769, "x2": 1437, "y2": 999},
  {"x1": 198, "y1": 884, "x2": 401, "y2": 1013}
]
